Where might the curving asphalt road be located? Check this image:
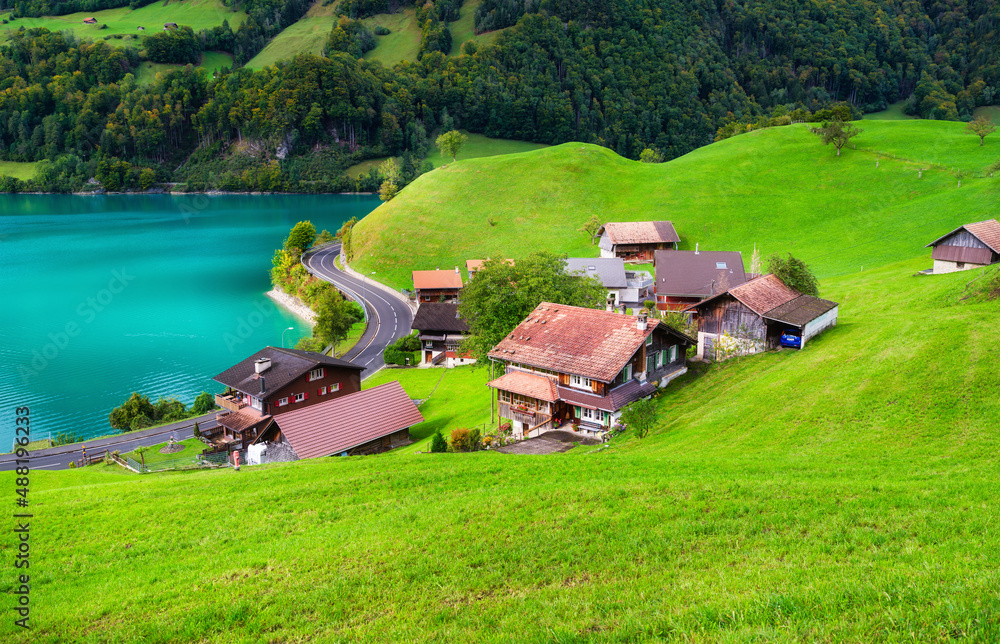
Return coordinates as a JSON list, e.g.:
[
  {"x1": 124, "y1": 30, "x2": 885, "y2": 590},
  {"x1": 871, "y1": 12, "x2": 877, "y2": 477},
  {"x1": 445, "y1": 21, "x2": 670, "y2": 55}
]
[
  {"x1": 303, "y1": 243, "x2": 414, "y2": 377},
  {"x1": 0, "y1": 244, "x2": 412, "y2": 472}
]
